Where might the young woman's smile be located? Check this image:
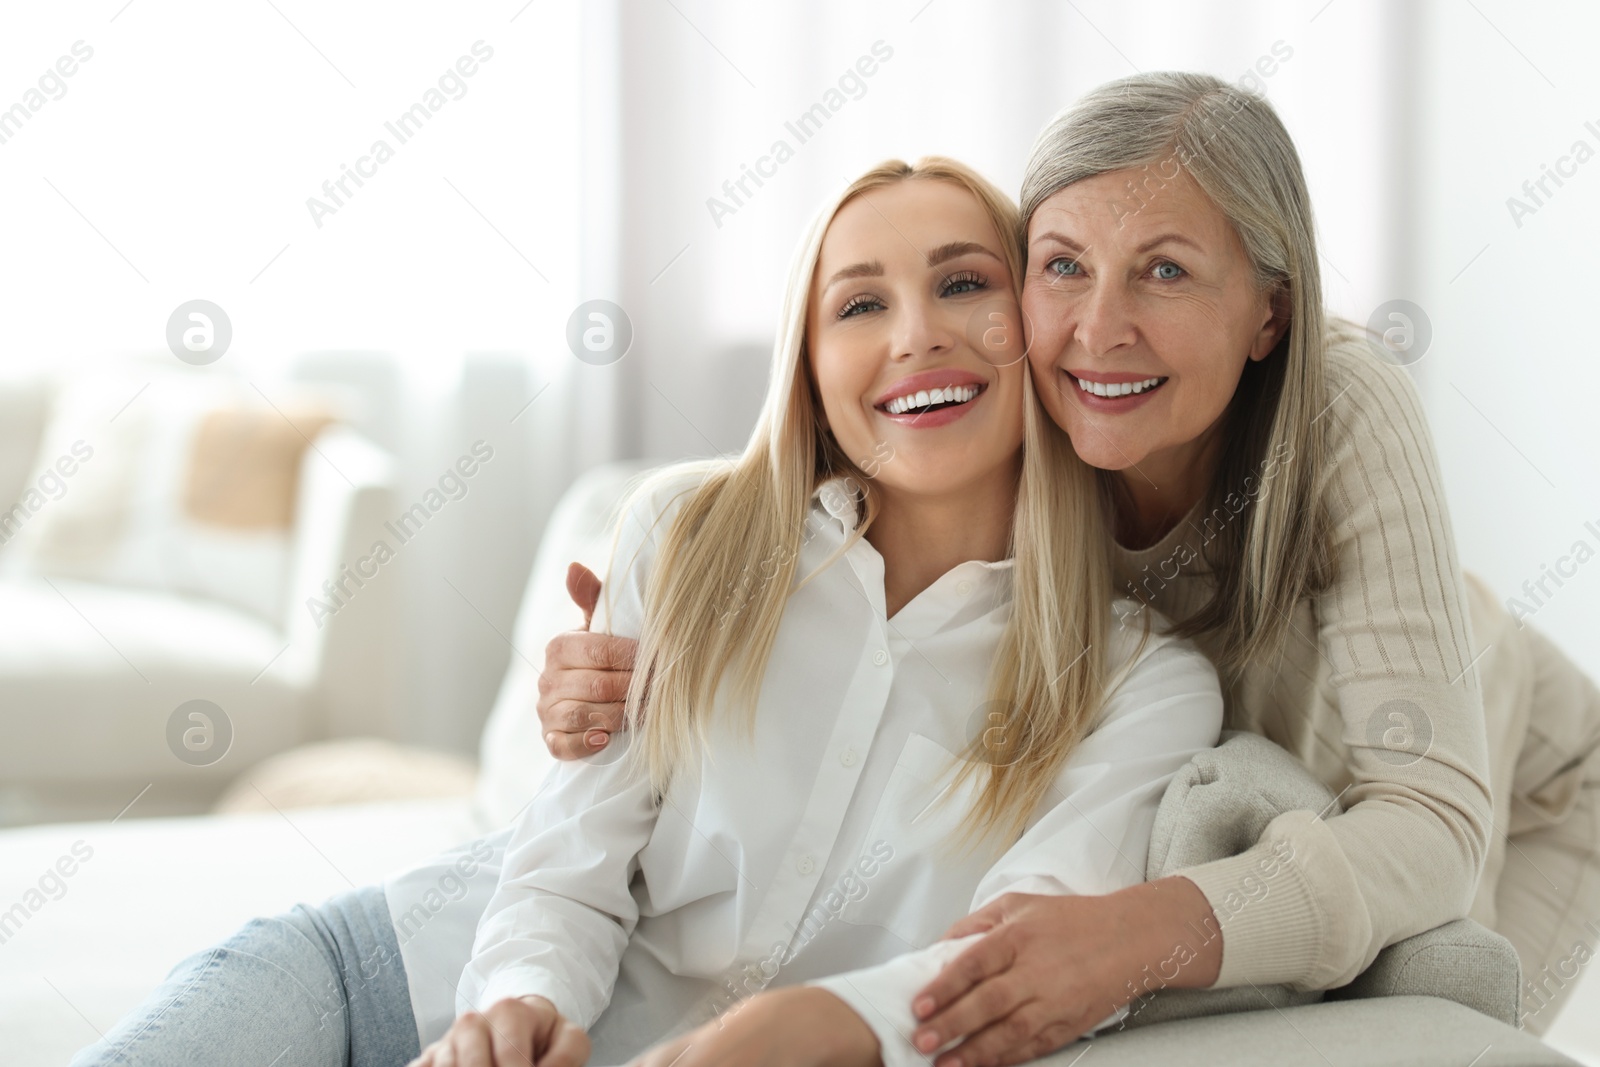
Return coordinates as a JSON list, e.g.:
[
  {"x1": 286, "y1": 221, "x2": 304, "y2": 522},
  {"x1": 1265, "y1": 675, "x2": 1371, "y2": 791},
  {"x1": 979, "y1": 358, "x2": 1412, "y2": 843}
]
[{"x1": 872, "y1": 368, "x2": 988, "y2": 428}]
